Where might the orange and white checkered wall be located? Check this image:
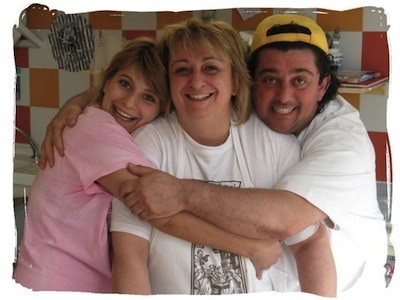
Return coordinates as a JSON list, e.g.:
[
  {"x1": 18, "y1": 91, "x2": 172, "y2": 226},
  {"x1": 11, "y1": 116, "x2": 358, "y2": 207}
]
[{"x1": 13, "y1": 5, "x2": 392, "y2": 216}]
